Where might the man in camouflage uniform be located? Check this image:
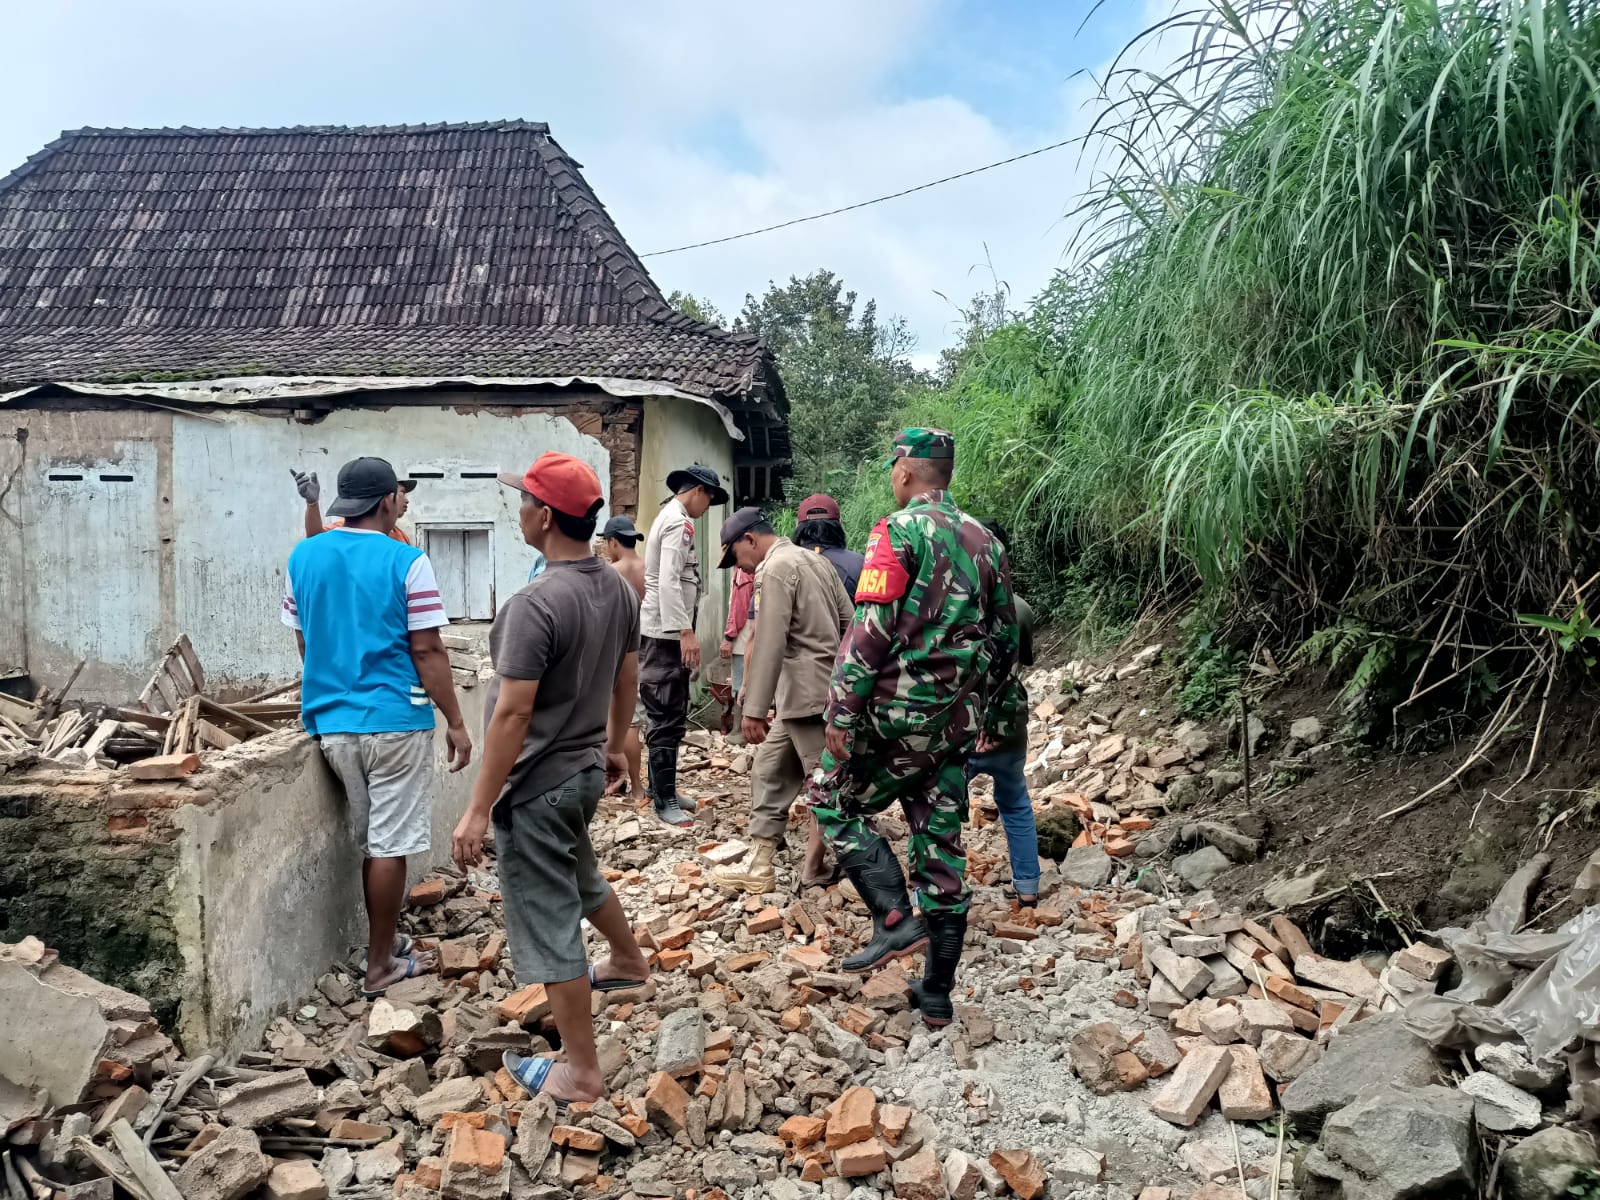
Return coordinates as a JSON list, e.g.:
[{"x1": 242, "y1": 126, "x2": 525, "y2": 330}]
[{"x1": 807, "y1": 428, "x2": 1020, "y2": 1028}]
